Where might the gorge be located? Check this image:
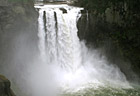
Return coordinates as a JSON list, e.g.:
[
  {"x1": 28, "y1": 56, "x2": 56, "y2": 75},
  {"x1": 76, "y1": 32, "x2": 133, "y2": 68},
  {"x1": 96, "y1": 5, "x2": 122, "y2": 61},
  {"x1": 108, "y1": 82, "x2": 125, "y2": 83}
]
[{"x1": 0, "y1": 0, "x2": 140, "y2": 96}]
